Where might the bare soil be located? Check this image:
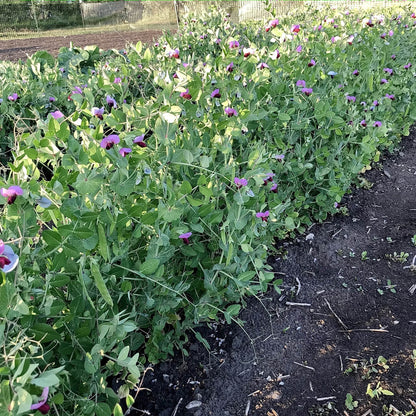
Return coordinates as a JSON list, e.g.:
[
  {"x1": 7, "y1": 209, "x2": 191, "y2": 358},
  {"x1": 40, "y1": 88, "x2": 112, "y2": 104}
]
[{"x1": 2, "y1": 30, "x2": 416, "y2": 416}]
